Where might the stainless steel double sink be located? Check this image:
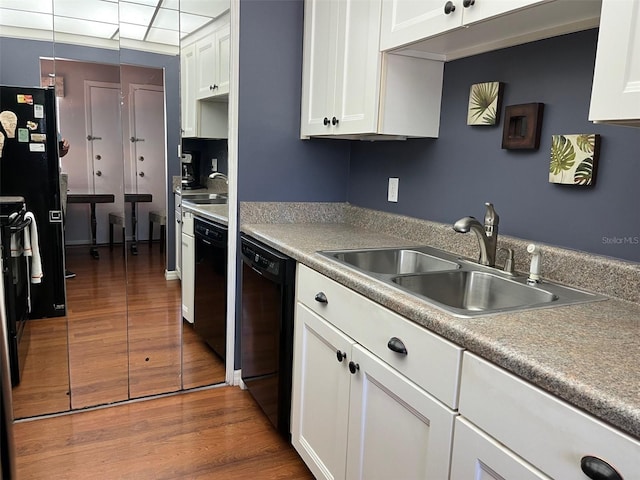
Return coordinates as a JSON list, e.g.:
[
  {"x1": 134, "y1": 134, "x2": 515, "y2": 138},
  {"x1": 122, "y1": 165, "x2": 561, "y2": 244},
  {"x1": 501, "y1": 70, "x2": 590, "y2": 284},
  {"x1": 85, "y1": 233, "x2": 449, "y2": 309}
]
[
  {"x1": 181, "y1": 193, "x2": 228, "y2": 205},
  {"x1": 319, "y1": 246, "x2": 605, "y2": 317}
]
